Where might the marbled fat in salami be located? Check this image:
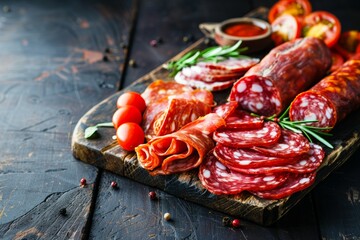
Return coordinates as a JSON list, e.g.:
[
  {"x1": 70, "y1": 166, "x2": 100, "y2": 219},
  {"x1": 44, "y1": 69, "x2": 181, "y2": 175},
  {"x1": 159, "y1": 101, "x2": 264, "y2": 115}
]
[
  {"x1": 289, "y1": 59, "x2": 360, "y2": 128},
  {"x1": 136, "y1": 113, "x2": 225, "y2": 175},
  {"x1": 224, "y1": 143, "x2": 324, "y2": 174},
  {"x1": 253, "y1": 129, "x2": 310, "y2": 157},
  {"x1": 251, "y1": 172, "x2": 317, "y2": 199},
  {"x1": 213, "y1": 144, "x2": 299, "y2": 169},
  {"x1": 198, "y1": 153, "x2": 289, "y2": 195},
  {"x1": 224, "y1": 109, "x2": 264, "y2": 130},
  {"x1": 212, "y1": 101, "x2": 238, "y2": 119},
  {"x1": 213, "y1": 121, "x2": 281, "y2": 148},
  {"x1": 228, "y1": 37, "x2": 332, "y2": 116}
]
